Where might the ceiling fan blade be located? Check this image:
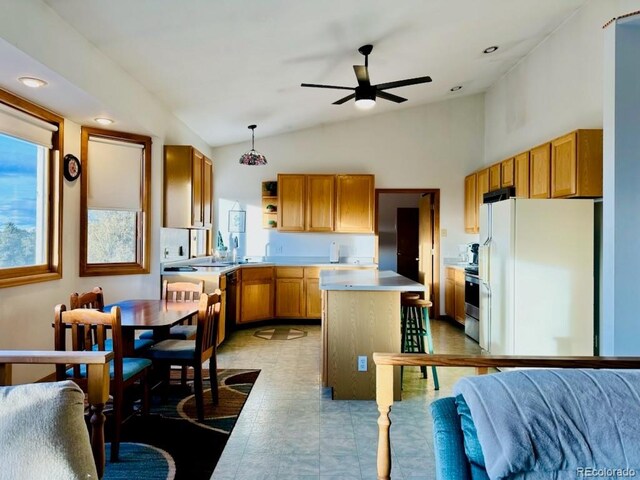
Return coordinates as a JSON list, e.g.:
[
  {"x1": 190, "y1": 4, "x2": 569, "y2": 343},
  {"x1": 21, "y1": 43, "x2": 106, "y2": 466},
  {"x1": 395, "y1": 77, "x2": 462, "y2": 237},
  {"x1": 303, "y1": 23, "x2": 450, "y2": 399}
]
[
  {"x1": 353, "y1": 65, "x2": 370, "y2": 86},
  {"x1": 376, "y1": 90, "x2": 408, "y2": 103},
  {"x1": 332, "y1": 93, "x2": 356, "y2": 105},
  {"x1": 301, "y1": 83, "x2": 354, "y2": 91},
  {"x1": 375, "y1": 76, "x2": 432, "y2": 91}
]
